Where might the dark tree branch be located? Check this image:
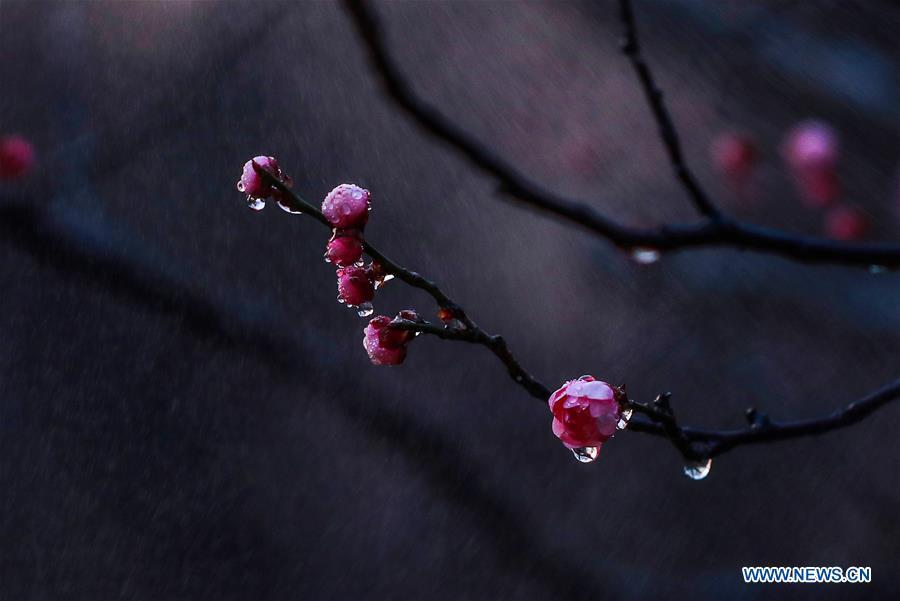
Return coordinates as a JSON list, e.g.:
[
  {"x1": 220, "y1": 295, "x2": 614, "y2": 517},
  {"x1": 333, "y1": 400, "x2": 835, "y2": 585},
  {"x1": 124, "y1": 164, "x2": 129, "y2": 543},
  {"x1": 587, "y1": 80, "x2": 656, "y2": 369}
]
[
  {"x1": 341, "y1": 0, "x2": 900, "y2": 269},
  {"x1": 392, "y1": 319, "x2": 551, "y2": 400},
  {"x1": 618, "y1": 0, "x2": 721, "y2": 220}
]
